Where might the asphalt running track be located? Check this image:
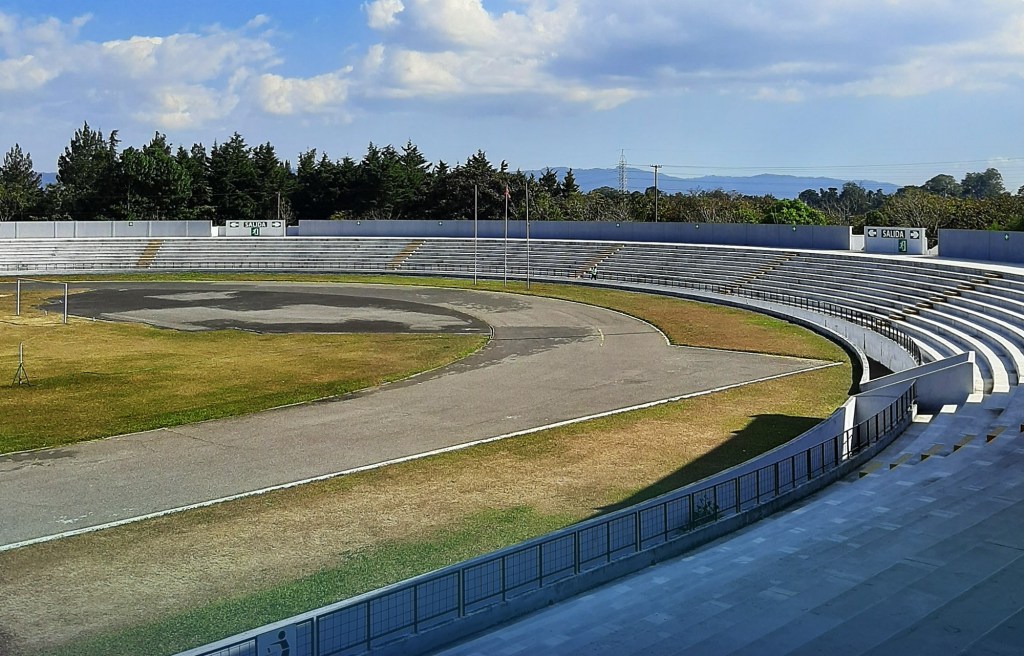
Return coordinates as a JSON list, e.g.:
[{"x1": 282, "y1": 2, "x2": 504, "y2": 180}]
[{"x1": 0, "y1": 282, "x2": 836, "y2": 548}]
